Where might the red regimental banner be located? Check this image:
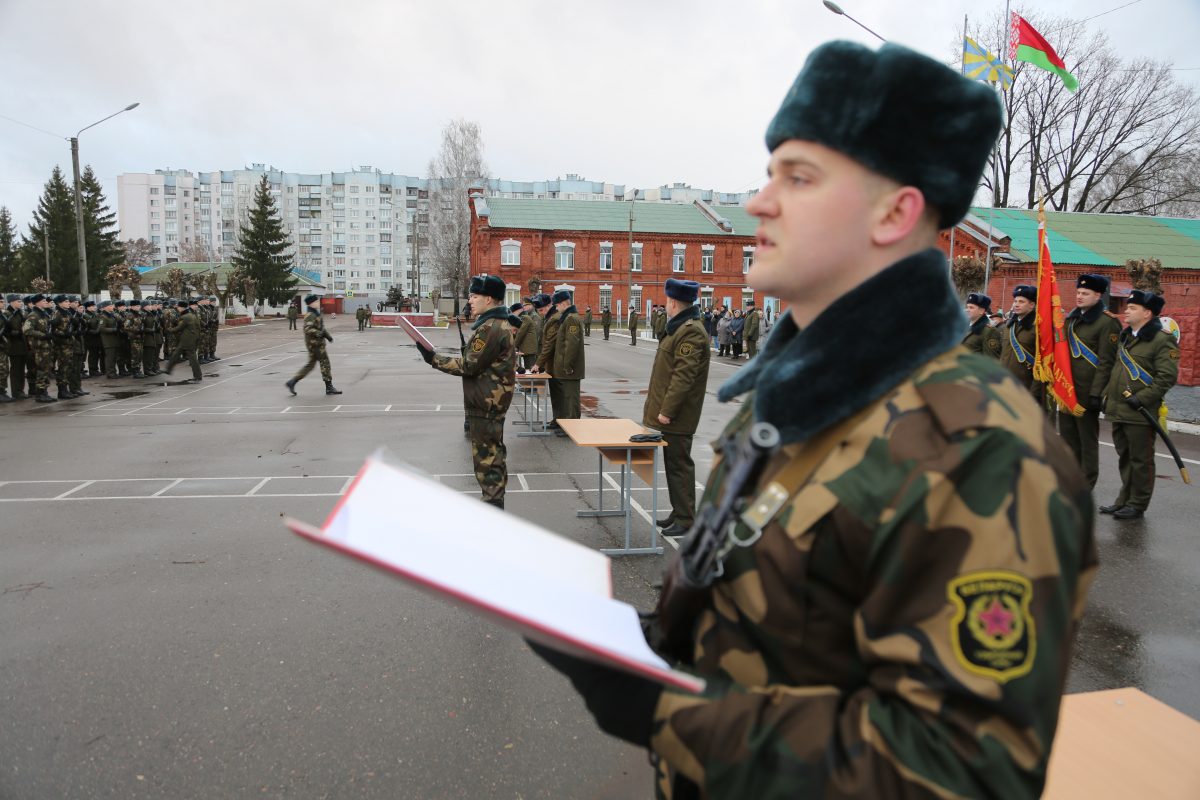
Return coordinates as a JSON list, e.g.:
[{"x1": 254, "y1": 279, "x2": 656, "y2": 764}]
[{"x1": 1034, "y1": 221, "x2": 1084, "y2": 415}]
